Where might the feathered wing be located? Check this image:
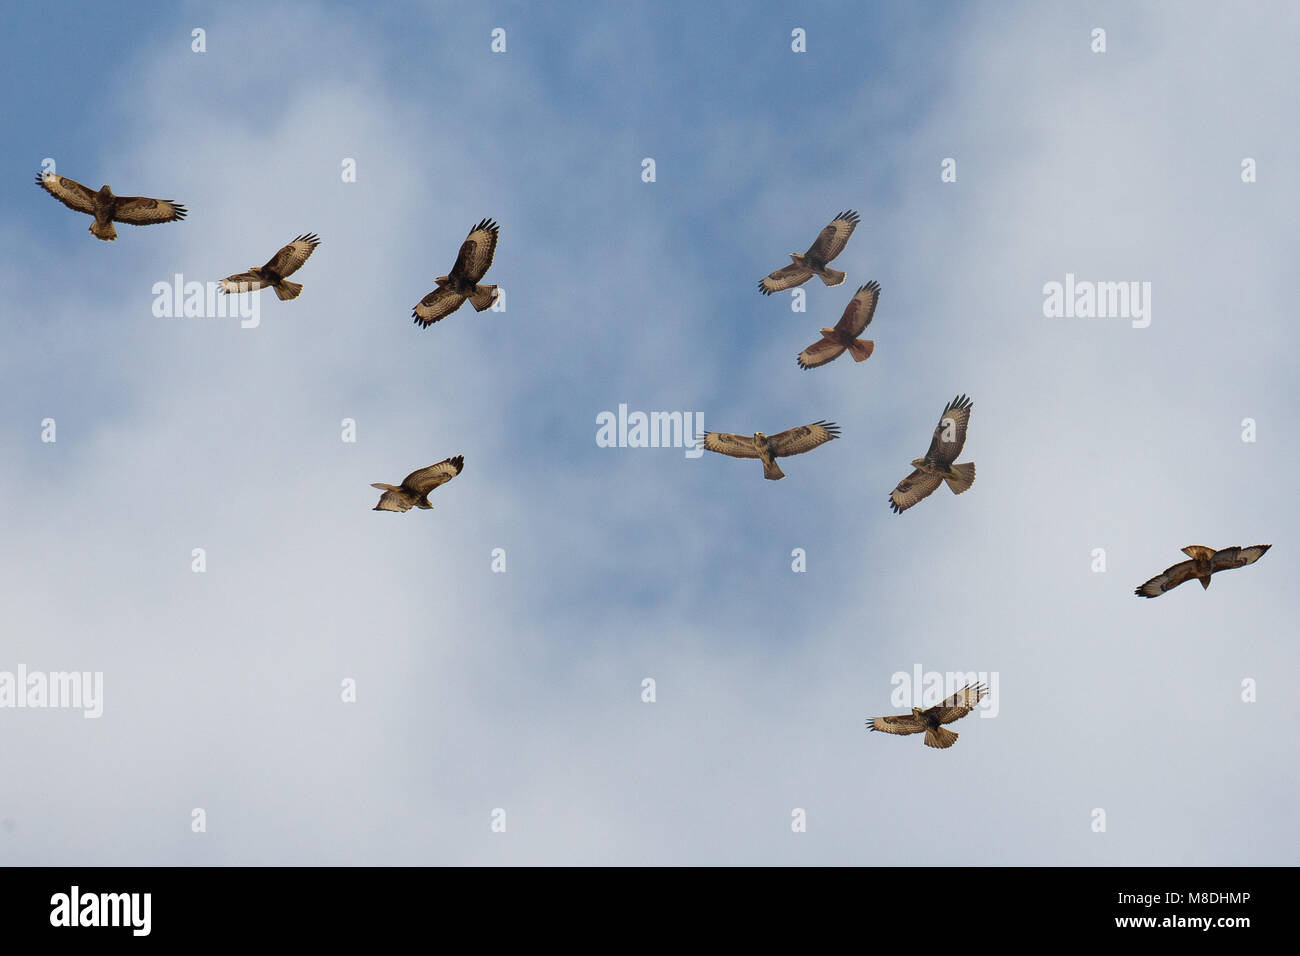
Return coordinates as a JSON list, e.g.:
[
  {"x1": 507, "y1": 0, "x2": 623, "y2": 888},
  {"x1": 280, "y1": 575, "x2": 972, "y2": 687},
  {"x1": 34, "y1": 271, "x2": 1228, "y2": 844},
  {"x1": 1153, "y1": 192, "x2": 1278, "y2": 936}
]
[
  {"x1": 35, "y1": 173, "x2": 97, "y2": 215},
  {"x1": 1210, "y1": 544, "x2": 1271, "y2": 572},
  {"x1": 400, "y1": 455, "x2": 465, "y2": 496},
  {"x1": 412, "y1": 288, "x2": 468, "y2": 327},
  {"x1": 806, "y1": 210, "x2": 860, "y2": 263},
  {"x1": 112, "y1": 195, "x2": 187, "y2": 225},
  {"x1": 766, "y1": 421, "x2": 840, "y2": 457},
  {"x1": 930, "y1": 683, "x2": 988, "y2": 724},
  {"x1": 797, "y1": 338, "x2": 847, "y2": 369},
  {"x1": 450, "y1": 218, "x2": 499, "y2": 282},
  {"x1": 1135, "y1": 559, "x2": 1200, "y2": 598},
  {"x1": 922, "y1": 394, "x2": 973, "y2": 466},
  {"x1": 889, "y1": 469, "x2": 943, "y2": 514},
  {"x1": 219, "y1": 272, "x2": 271, "y2": 293},
  {"x1": 265, "y1": 234, "x2": 320, "y2": 276},
  {"x1": 868, "y1": 714, "x2": 926, "y2": 736},
  {"x1": 372, "y1": 490, "x2": 415, "y2": 512},
  {"x1": 758, "y1": 263, "x2": 813, "y2": 295},
  {"x1": 834, "y1": 281, "x2": 880, "y2": 337},
  {"x1": 702, "y1": 432, "x2": 761, "y2": 459}
]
